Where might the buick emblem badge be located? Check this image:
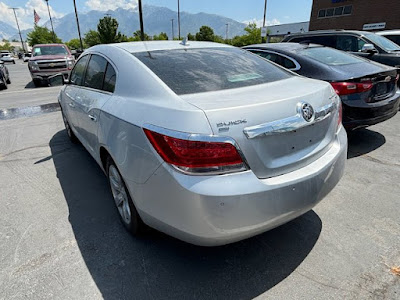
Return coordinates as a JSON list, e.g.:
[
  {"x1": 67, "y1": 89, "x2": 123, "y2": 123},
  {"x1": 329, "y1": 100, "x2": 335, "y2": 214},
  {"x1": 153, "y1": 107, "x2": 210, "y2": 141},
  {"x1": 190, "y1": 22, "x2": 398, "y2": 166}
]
[{"x1": 298, "y1": 102, "x2": 314, "y2": 122}]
